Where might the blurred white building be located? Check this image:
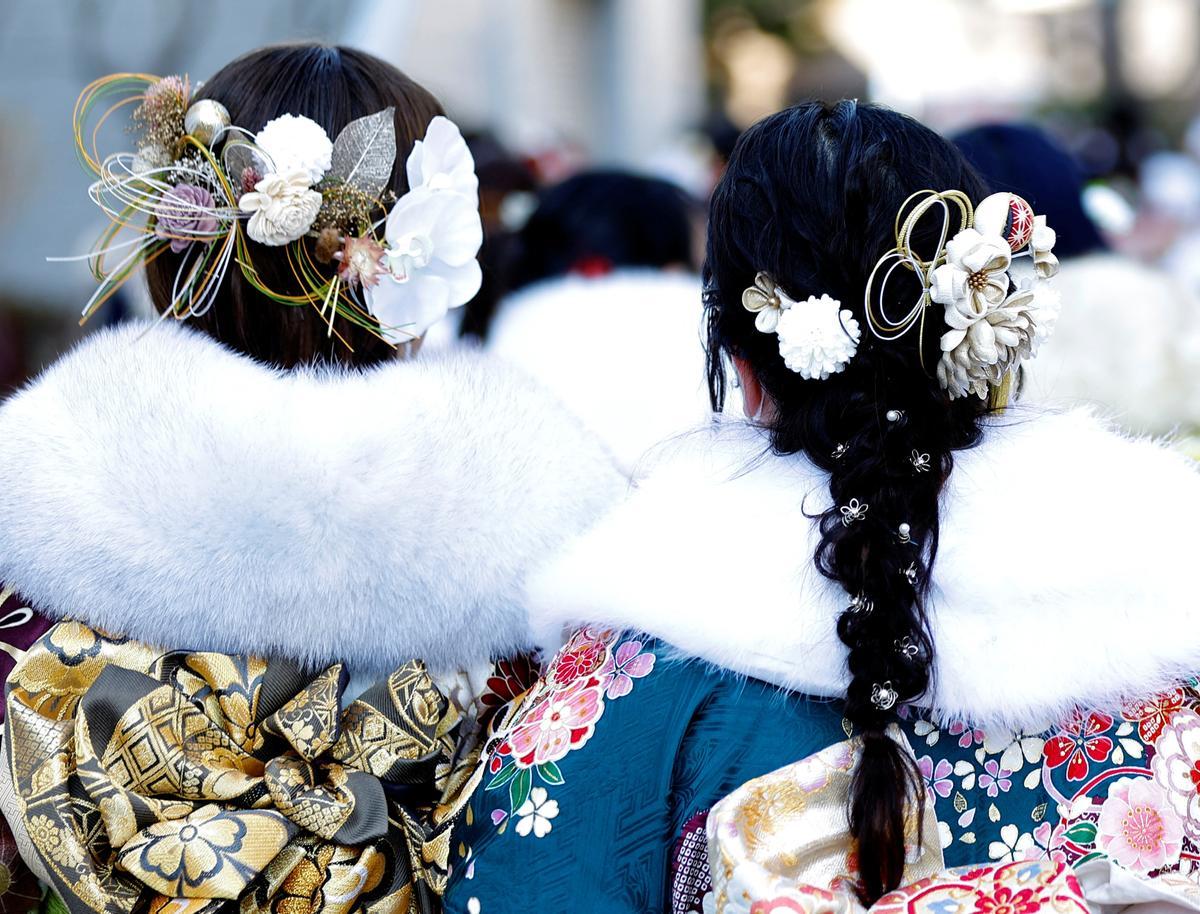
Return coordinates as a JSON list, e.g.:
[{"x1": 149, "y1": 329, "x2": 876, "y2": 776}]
[{"x1": 0, "y1": 0, "x2": 704, "y2": 314}]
